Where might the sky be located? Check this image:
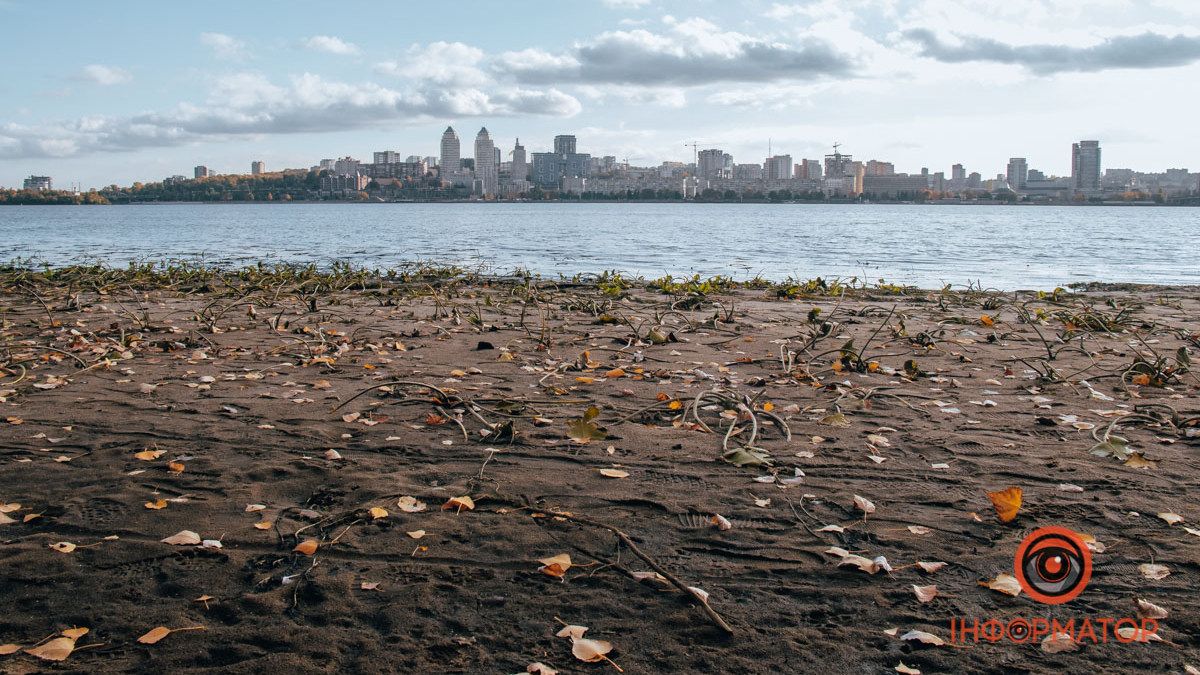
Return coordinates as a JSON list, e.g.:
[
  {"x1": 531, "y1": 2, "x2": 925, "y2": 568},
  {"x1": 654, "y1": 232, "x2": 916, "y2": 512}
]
[{"x1": 2, "y1": 0, "x2": 1199, "y2": 189}]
